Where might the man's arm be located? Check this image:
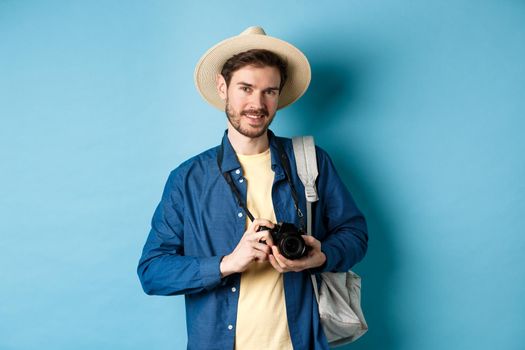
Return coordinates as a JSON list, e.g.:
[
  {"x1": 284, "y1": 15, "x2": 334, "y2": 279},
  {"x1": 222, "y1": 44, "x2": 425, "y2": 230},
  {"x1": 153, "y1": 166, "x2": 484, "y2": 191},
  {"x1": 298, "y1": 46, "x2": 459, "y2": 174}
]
[
  {"x1": 313, "y1": 147, "x2": 368, "y2": 272},
  {"x1": 137, "y1": 171, "x2": 278, "y2": 295},
  {"x1": 137, "y1": 170, "x2": 223, "y2": 296},
  {"x1": 268, "y1": 147, "x2": 368, "y2": 274}
]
